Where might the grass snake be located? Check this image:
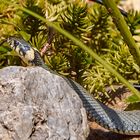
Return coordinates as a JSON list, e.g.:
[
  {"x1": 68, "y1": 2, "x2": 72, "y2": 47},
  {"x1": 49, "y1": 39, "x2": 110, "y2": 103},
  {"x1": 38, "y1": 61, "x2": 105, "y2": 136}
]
[{"x1": 6, "y1": 37, "x2": 140, "y2": 135}]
